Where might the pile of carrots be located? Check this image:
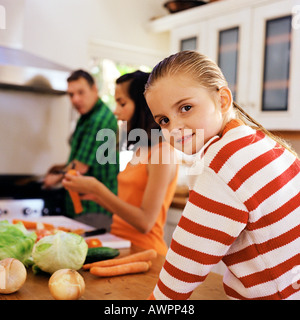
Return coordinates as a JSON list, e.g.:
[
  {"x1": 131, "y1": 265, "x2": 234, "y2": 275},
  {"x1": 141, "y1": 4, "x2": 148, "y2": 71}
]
[
  {"x1": 83, "y1": 249, "x2": 157, "y2": 277},
  {"x1": 12, "y1": 219, "x2": 85, "y2": 241}
]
